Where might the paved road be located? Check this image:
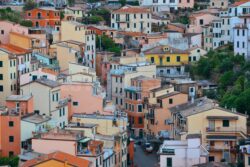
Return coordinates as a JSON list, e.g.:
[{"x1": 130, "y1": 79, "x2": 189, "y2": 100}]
[{"x1": 134, "y1": 144, "x2": 158, "y2": 167}]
